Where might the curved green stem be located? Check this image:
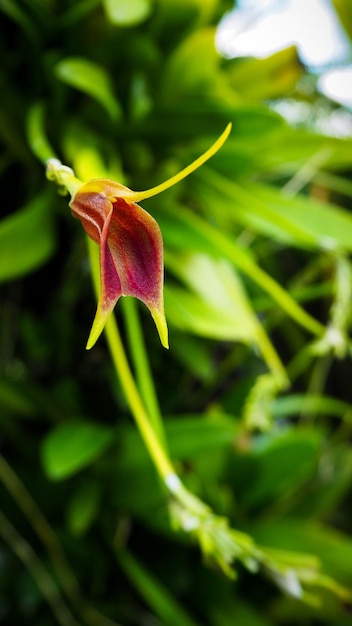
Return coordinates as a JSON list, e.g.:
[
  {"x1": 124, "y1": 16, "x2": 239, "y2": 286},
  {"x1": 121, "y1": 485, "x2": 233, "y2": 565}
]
[{"x1": 121, "y1": 297, "x2": 168, "y2": 451}]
